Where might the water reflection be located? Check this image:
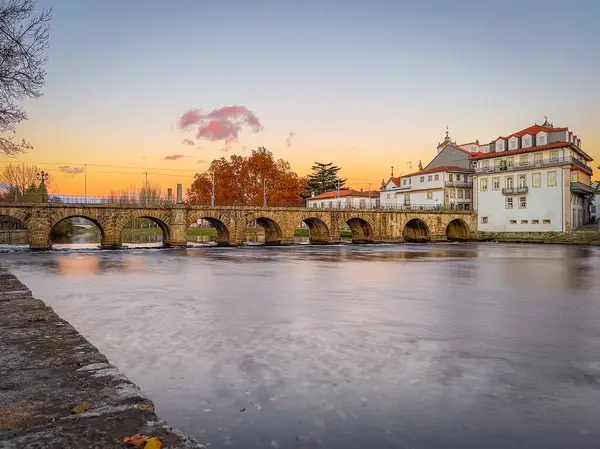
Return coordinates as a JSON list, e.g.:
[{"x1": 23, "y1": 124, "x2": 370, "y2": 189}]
[{"x1": 3, "y1": 243, "x2": 600, "y2": 449}]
